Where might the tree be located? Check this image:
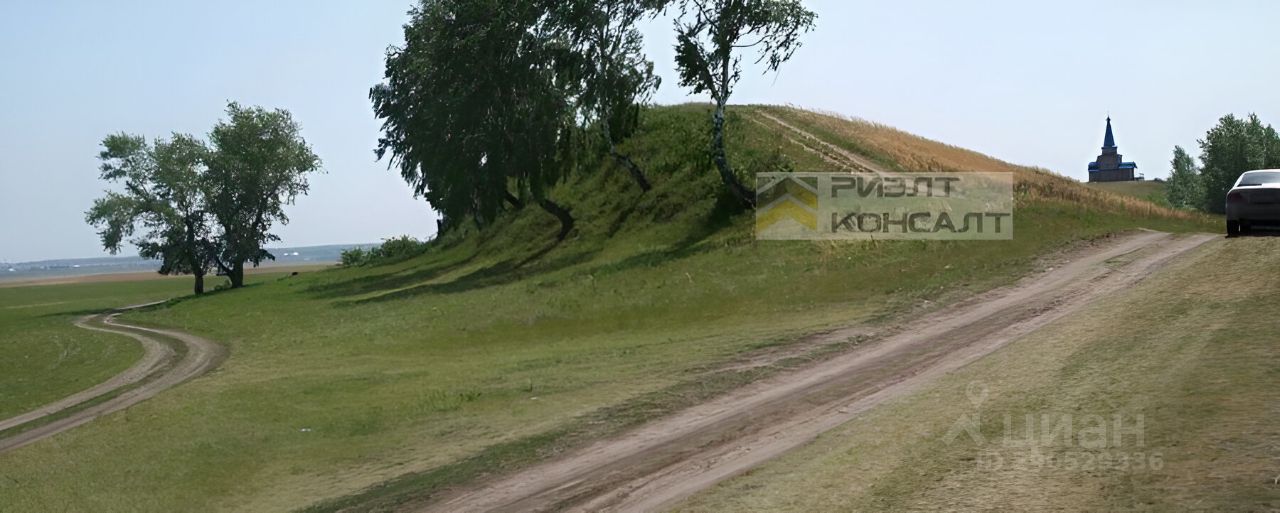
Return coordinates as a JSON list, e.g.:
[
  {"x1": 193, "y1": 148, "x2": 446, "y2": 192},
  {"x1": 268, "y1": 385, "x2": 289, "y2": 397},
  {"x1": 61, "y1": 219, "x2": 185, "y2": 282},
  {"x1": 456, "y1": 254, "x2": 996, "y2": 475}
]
[
  {"x1": 1197, "y1": 113, "x2": 1280, "y2": 213},
  {"x1": 673, "y1": 0, "x2": 816, "y2": 208},
  {"x1": 1165, "y1": 146, "x2": 1204, "y2": 210},
  {"x1": 372, "y1": 0, "x2": 579, "y2": 238},
  {"x1": 205, "y1": 103, "x2": 321, "y2": 288},
  {"x1": 87, "y1": 133, "x2": 217, "y2": 294},
  {"x1": 553, "y1": 0, "x2": 670, "y2": 192}
]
